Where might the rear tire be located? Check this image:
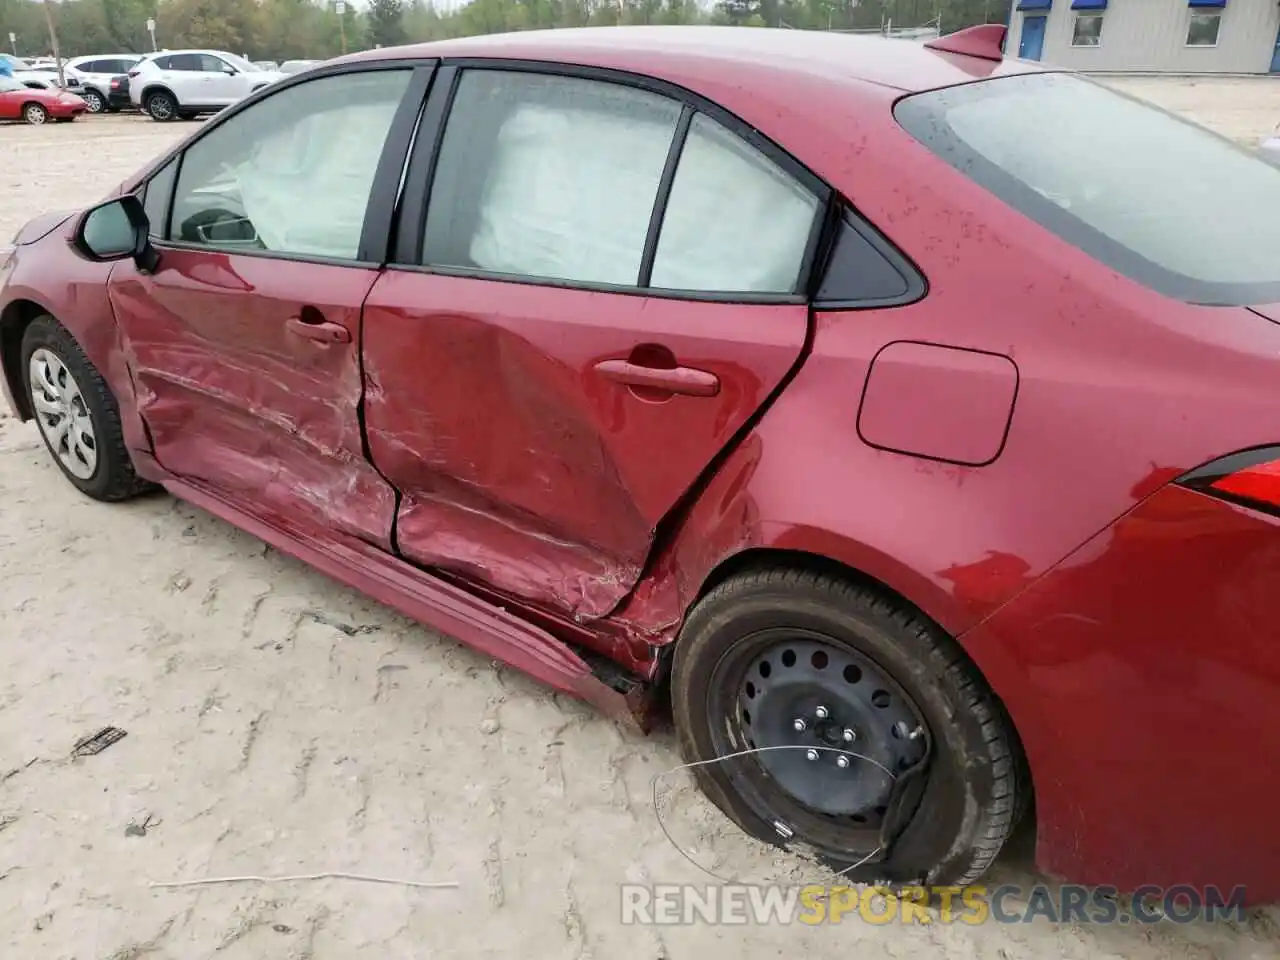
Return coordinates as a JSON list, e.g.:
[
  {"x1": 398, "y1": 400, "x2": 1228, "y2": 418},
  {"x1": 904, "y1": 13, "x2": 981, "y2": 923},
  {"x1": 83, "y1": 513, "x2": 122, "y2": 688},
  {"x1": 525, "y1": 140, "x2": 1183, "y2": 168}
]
[
  {"x1": 671, "y1": 567, "x2": 1023, "y2": 888},
  {"x1": 20, "y1": 315, "x2": 155, "y2": 502},
  {"x1": 82, "y1": 89, "x2": 105, "y2": 113},
  {"x1": 145, "y1": 90, "x2": 176, "y2": 122}
]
